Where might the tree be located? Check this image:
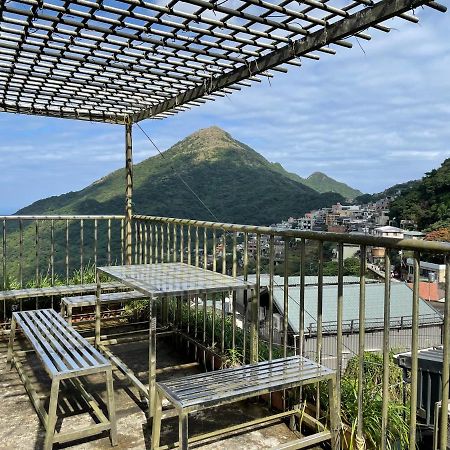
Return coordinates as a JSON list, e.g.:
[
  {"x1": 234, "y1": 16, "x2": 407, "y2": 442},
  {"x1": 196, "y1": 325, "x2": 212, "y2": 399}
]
[{"x1": 425, "y1": 227, "x2": 450, "y2": 243}]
